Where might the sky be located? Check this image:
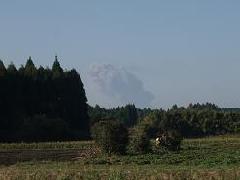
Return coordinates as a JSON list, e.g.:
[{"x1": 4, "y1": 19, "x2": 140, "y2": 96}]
[{"x1": 1, "y1": 0, "x2": 240, "y2": 108}]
